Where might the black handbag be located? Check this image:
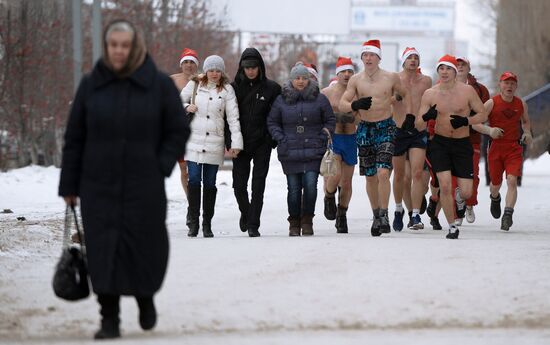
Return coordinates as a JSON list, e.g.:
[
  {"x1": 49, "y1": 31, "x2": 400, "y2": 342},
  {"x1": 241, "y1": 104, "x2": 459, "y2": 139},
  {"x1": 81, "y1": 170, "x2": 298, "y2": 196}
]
[{"x1": 52, "y1": 205, "x2": 90, "y2": 301}]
